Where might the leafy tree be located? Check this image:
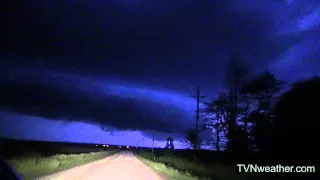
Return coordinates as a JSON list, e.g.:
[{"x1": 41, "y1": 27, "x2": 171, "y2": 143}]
[
  {"x1": 186, "y1": 129, "x2": 201, "y2": 150},
  {"x1": 205, "y1": 56, "x2": 287, "y2": 154},
  {"x1": 273, "y1": 76, "x2": 320, "y2": 162},
  {"x1": 225, "y1": 55, "x2": 250, "y2": 152},
  {"x1": 204, "y1": 93, "x2": 228, "y2": 151},
  {"x1": 241, "y1": 69, "x2": 285, "y2": 111},
  {"x1": 165, "y1": 136, "x2": 174, "y2": 151},
  {"x1": 241, "y1": 69, "x2": 285, "y2": 153},
  {"x1": 203, "y1": 55, "x2": 251, "y2": 152},
  {"x1": 245, "y1": 110, "x2": 271, "y2": 153}
]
